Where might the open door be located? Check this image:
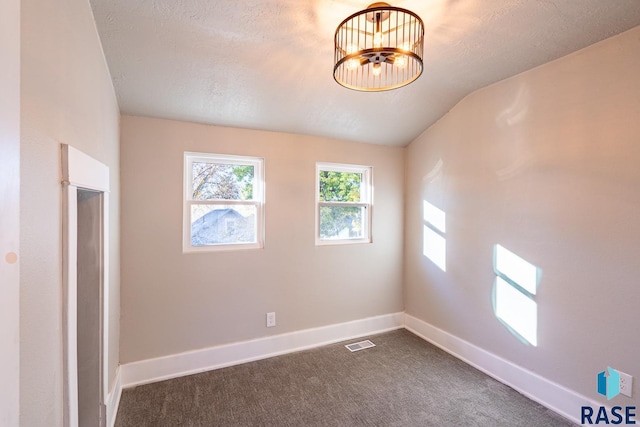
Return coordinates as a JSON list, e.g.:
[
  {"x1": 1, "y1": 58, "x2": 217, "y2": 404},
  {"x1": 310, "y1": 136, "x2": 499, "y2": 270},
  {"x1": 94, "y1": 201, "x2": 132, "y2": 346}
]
[{"x1": 61, "y1": 144, "x2": 110, "y2": 427}]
